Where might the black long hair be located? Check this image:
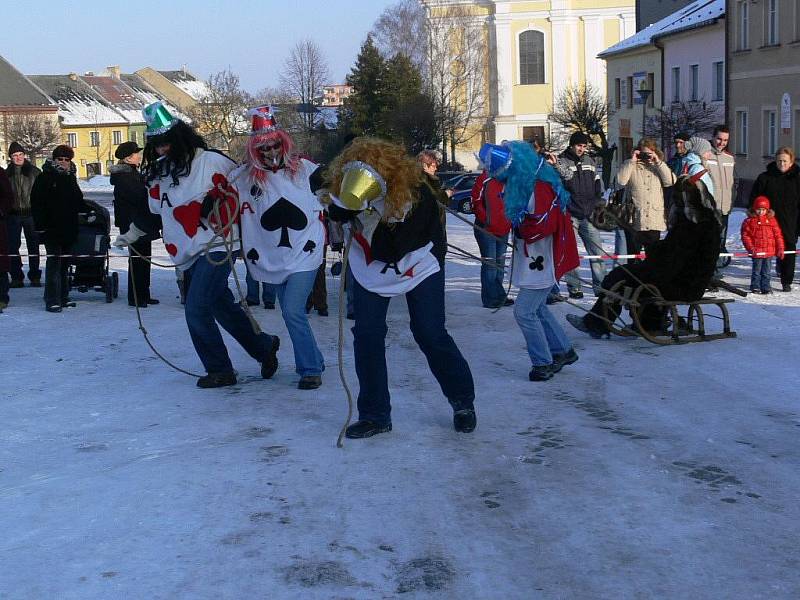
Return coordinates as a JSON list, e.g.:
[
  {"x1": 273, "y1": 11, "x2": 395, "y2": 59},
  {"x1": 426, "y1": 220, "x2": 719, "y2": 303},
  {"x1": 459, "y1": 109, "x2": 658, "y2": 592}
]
[{"x1": 142, "y1": 120, "x2": 208, "y2": 186}]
